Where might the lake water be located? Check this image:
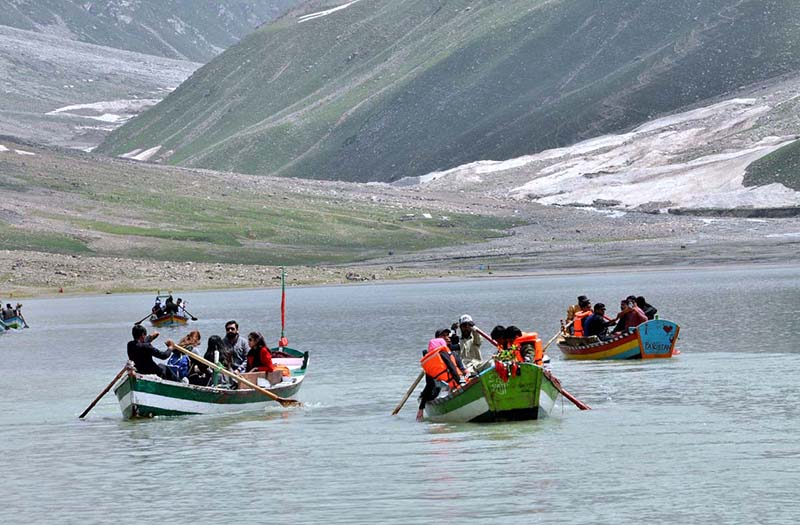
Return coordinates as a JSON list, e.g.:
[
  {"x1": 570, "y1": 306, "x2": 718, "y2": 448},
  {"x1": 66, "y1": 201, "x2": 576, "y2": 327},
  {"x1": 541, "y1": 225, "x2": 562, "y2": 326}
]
[{"x1": 1, "y1": 266, "x2": 799, "y2": 524}]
